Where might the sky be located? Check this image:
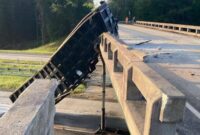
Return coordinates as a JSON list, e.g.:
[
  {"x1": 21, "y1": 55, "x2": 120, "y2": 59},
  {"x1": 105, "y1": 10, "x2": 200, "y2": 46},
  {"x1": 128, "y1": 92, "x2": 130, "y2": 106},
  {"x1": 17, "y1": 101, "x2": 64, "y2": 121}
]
[{"x1": 94, "y1": 0, "x2": 107, "y2": 7}]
